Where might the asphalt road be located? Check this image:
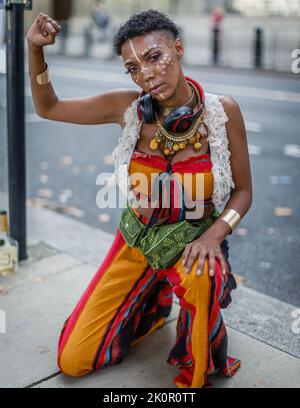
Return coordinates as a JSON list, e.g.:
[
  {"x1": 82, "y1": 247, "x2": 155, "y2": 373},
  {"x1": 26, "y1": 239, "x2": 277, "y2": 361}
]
[{"x1": 0, "y1": 56, "x2": 299, "y2": 306}]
